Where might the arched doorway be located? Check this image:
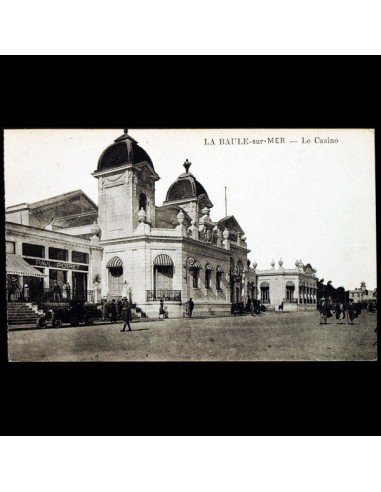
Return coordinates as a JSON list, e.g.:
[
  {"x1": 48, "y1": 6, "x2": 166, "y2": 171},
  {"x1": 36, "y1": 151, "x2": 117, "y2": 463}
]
[{"x1": 153, "y1": 254, "x2": 174, "y2": 299}]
